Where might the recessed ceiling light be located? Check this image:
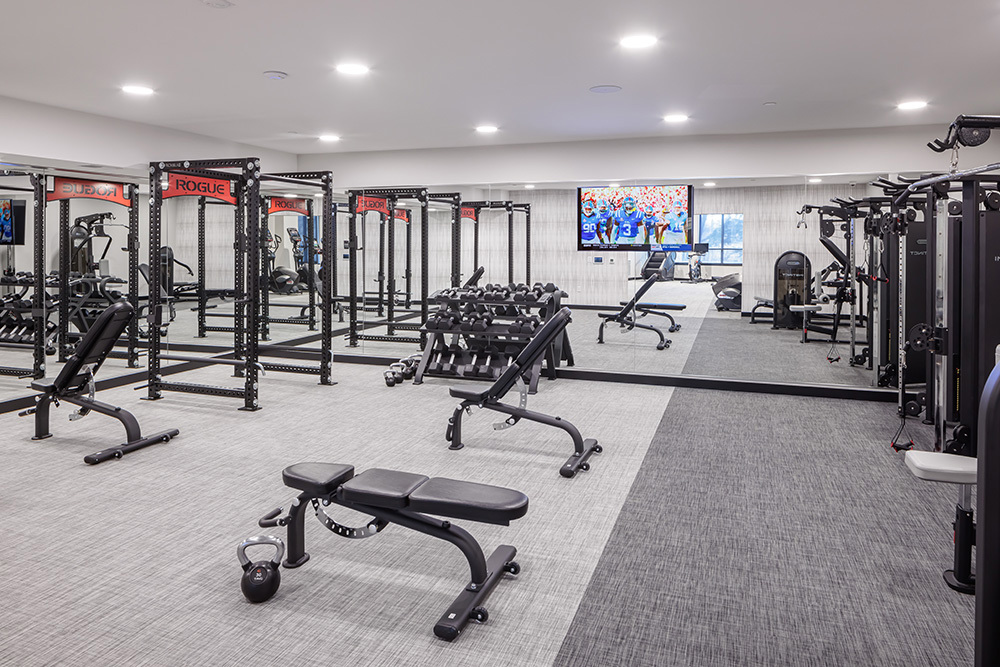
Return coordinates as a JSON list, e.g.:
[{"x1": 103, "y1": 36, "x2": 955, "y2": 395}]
[
  {"x1": 336, "y1": 63, "x2": 369, "y2": 76},
  {"x1": 663, "y1": 114, "x2": 688, "y2": 123},
  {"x1": 319, "y1": 134, "x2": 340, "y2": 142},
  {"x1": 897, "y1": 100, "x2": 928, "y2": 111},
  {"x1": 809, "y1": 177, "x2": 823, "y2": 183},
  {"x1": 590, "y1": 85, "x2": 622, "y2": 94},
  {"x1": 609, "y1": 183, "x2": 620, "y2": 188},
  {"x1": 122, "y1": 85, "x2": 154, "y2": 96},
  {"x1": 476, "y1": 125, "x2": 498, "y2": 134},
  {"x1": 201, "y1": 0, "x2": 234, "y2": 8},
  {"x1": 263, "y1": 70, "x2": 288, "y2": 80},
  {"x1": 763, "y1": 101, "x2": 777, "y2": 107},
  {"x1": 703, "y1": 182, "x2": 716, "y2": 187},
  {"x1": 524, "y1": 184, "x2": 535, "y2": 189},
  {"x1": 620, "y1": 35, "x2": 657, "y2": 49}
]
